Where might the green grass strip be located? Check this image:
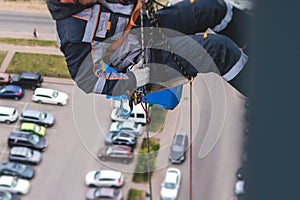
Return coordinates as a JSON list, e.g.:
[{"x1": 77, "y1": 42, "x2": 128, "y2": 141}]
[
  {"x1": 6, "y1": 52, "x2": 70, "y2": 78},
  {"x1": 0, "y1": 51, "x2": 8, "y2": 66},
  {"x1": 127, "y1": 189, "x2": 147, "y2": 200},
  {"x1": 0, "y1": 38, "x2": 58, "y2": 47},
  {"x1": 149, "y1": 105, "x2": 167, "y2": 133}
]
